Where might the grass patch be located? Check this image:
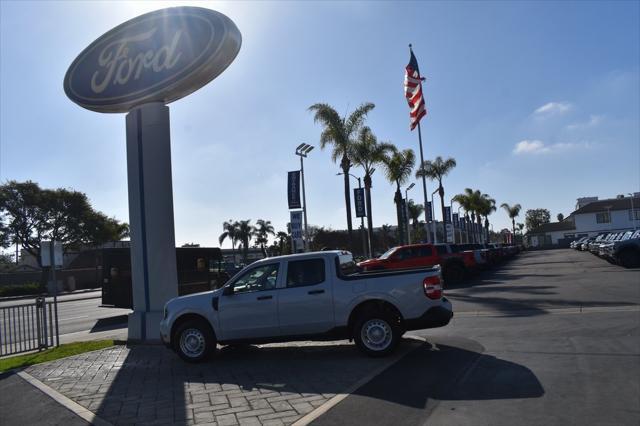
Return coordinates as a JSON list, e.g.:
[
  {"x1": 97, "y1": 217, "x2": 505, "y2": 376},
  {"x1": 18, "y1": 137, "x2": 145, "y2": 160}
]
[{"x1": 0, "y1": 340, "x2": 115, "y2": 372}]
